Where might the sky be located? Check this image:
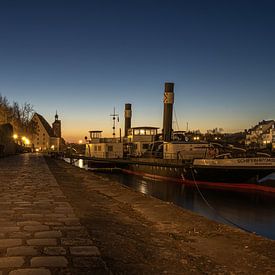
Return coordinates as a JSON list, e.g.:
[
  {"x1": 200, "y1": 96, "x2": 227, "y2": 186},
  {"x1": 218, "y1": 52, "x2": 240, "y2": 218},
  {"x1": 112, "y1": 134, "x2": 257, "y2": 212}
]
[{"x1": 0, "y1": 0, "x2": 274, "y2": 142}]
